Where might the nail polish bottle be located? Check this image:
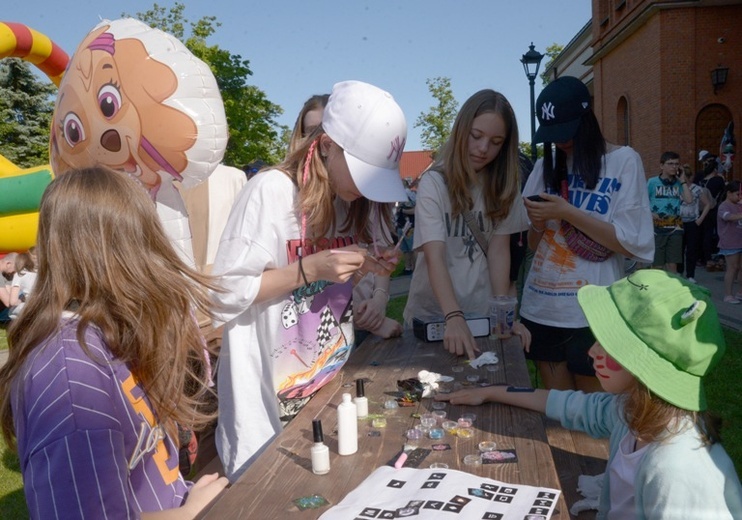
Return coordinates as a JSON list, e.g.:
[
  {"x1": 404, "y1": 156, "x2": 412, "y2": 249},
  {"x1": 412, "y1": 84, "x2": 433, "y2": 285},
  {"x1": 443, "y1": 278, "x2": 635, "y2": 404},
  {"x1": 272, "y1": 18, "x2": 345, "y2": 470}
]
[
  {"x1": 310, "y1": 419, "x2": 330, "y2": 475},
  {"x1": 354, "y1": 379, "x2": 368, "y2": 418},
  {"x1": 337, "y1": 393, "x2": 358, "y2": 455}
]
